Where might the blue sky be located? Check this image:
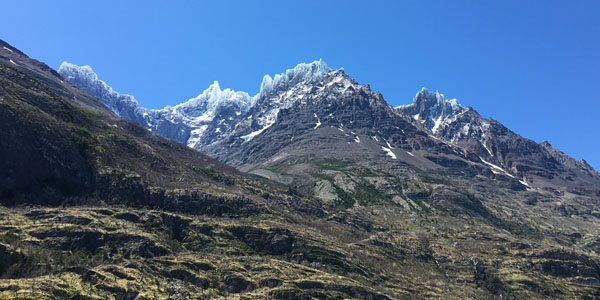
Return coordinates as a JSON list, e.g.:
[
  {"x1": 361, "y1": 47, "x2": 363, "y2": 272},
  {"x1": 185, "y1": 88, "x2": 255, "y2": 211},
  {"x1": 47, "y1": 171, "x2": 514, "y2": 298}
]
[{"x1": 1, "y1": 1, "x2": 599, "y2": 170}]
